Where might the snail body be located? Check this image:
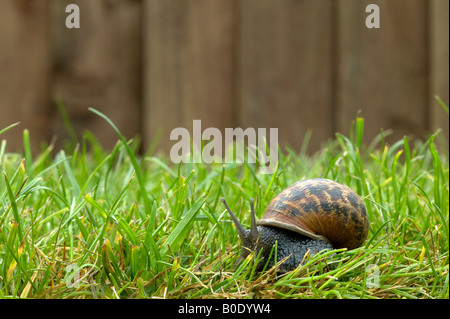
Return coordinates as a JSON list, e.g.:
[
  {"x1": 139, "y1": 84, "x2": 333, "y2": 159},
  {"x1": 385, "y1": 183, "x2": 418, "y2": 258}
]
[{"x1": 221, "y1": 178, "x2": 369, "y2": 272}]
